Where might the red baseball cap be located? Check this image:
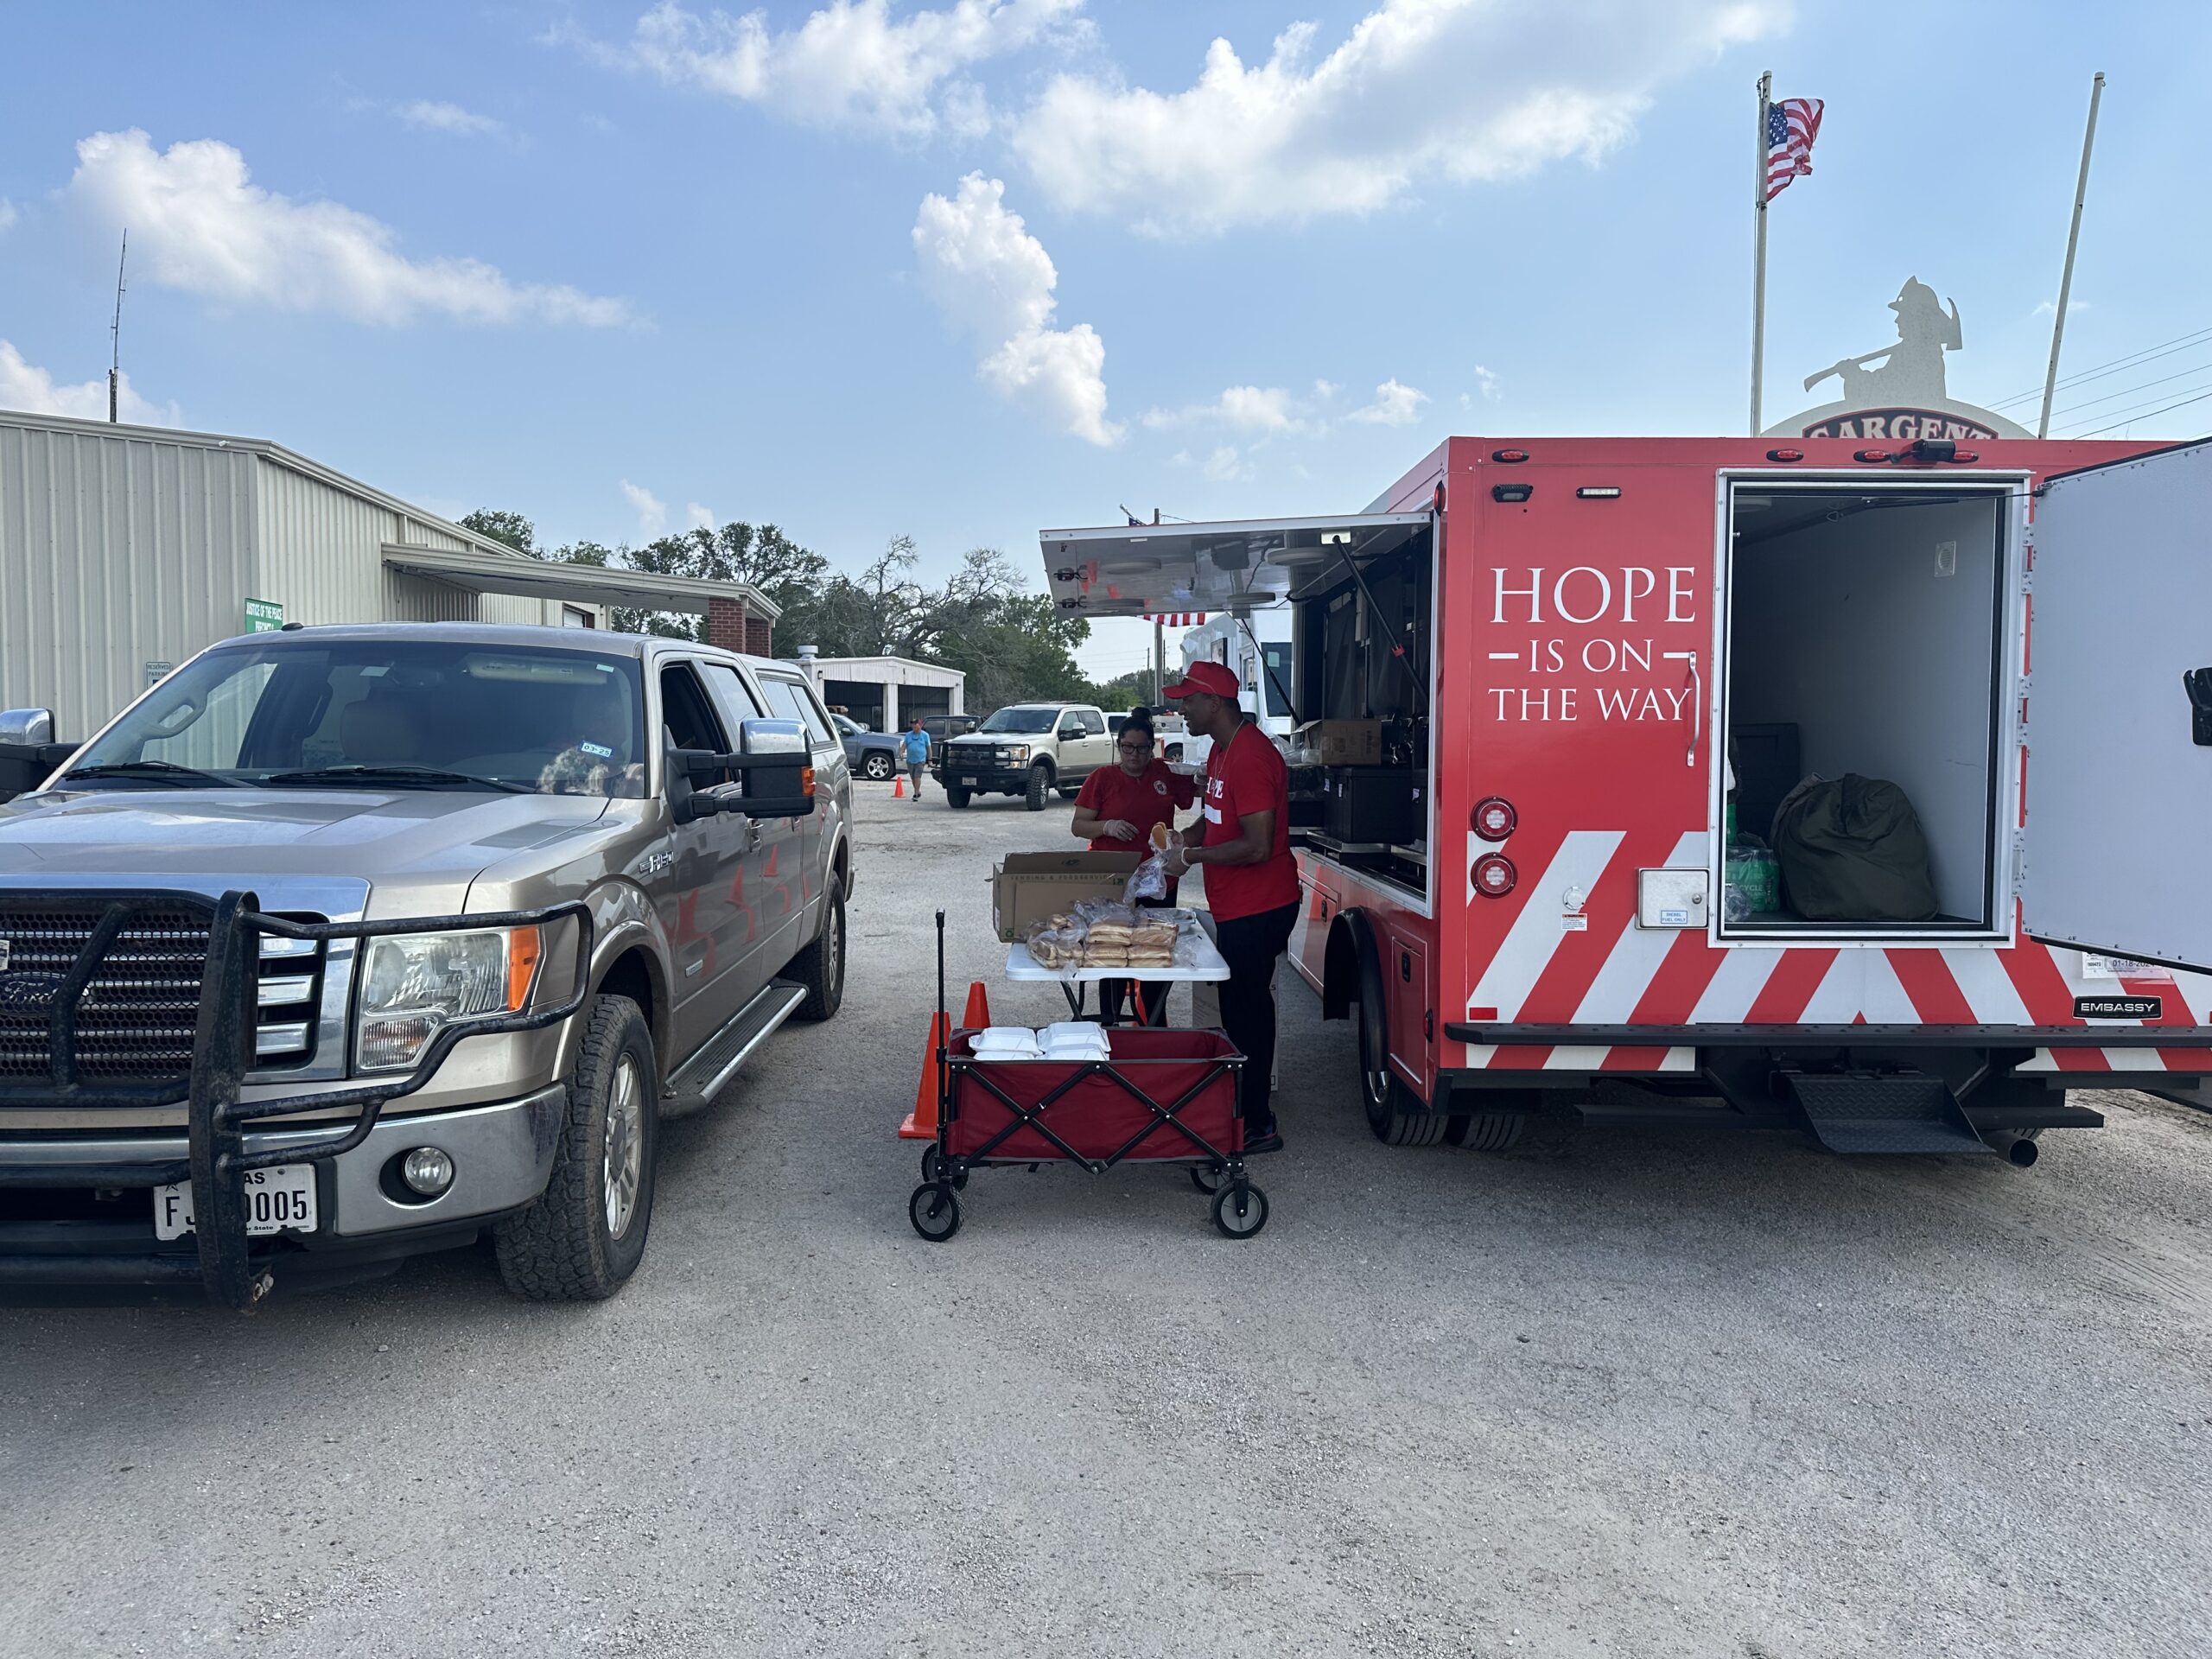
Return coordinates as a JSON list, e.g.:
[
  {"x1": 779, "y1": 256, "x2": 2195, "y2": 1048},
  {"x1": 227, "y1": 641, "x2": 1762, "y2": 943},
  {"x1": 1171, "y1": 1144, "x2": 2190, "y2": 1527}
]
[{"x1": 1161, "y1": 660, "x2": 1240, "y2": 700}]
